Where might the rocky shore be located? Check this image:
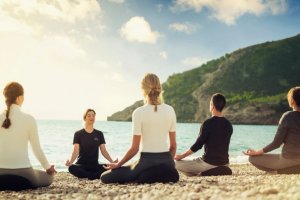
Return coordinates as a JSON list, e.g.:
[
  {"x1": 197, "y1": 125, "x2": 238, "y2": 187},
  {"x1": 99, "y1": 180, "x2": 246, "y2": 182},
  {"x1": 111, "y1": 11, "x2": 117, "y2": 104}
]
[{"x1": 1, "y1": 164, "x2": 300, "y2": 200}]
